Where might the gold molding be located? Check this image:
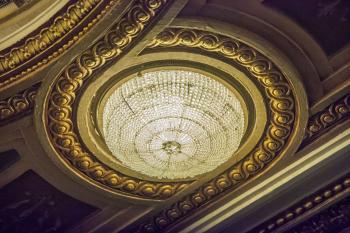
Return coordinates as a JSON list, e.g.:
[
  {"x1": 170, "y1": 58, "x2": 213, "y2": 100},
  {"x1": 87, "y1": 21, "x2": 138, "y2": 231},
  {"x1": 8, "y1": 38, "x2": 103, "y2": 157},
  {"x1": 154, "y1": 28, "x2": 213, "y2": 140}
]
[
  {"x1": 40, "y1": 0, "x2": 191, "y2": 200},
  {"x1": 131, "y1": 28, "x2": 300, "y2": 231},
  {"x1": 251, "y1": 174, "x2": 350, "y2": 233},
  {"x1": 0, "y1": 83, "x2": 38, "y2": 125},
  {"x1": 0, "y1": 0, "x2": 117, "y2": 90},
  {"x1": 0, "y1": 2, "x2": 348, "y2": 231},
  {"x1": 5, "y1": 87, "x2": 348, "y2": 145},
  {"x1": 77, "y1": 59, "x2": 265, "y2": 183},
  {"x1": 13, "y1": 25, "x2": 302, "y2": 201},
  {"x1": 303, "y1": 93, "x2": 350, "y2": 146}
]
